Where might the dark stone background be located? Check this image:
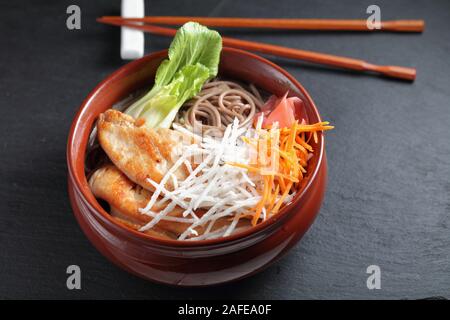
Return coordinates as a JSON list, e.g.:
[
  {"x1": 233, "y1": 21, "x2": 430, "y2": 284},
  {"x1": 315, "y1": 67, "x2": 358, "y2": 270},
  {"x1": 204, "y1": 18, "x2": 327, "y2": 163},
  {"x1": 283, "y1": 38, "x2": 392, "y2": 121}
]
[{"x1": 0, "y1": 0, "x2": 449, "y2": 299}]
